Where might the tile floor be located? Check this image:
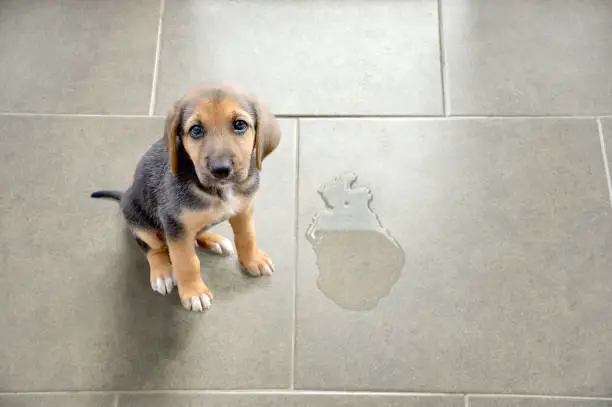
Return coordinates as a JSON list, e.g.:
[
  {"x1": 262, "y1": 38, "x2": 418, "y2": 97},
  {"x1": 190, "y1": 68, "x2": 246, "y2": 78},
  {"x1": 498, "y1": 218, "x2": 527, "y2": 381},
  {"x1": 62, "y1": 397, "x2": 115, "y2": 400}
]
[{"x1": 1, "y1": 0, "x2": 612, "y2": 406}]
